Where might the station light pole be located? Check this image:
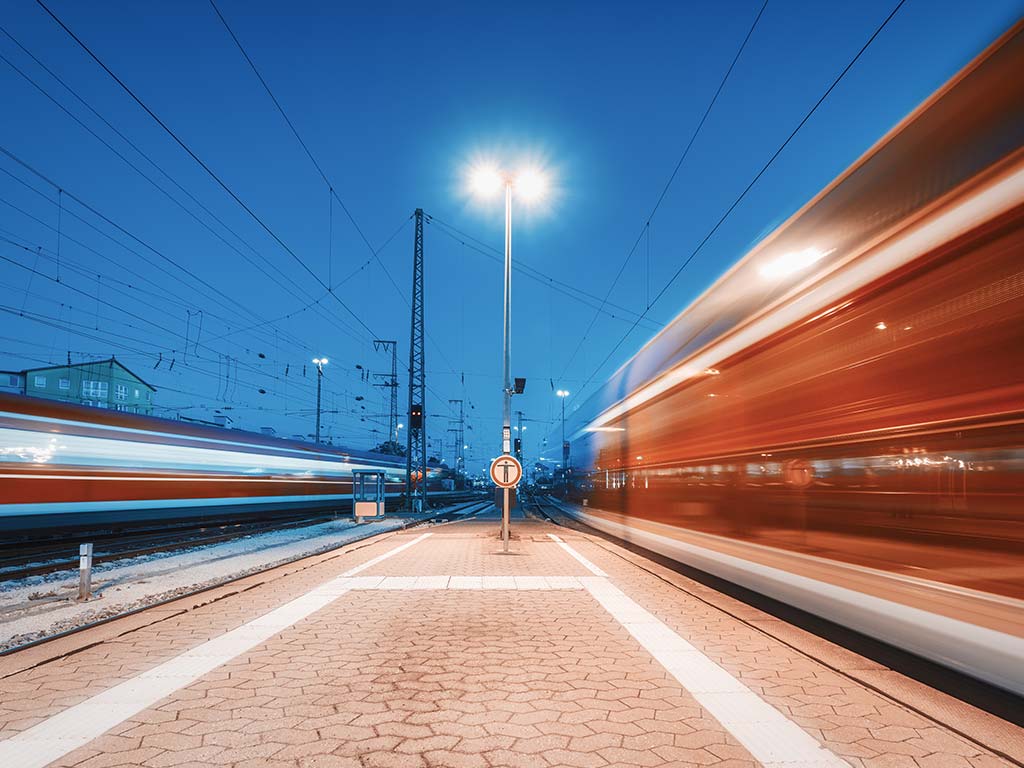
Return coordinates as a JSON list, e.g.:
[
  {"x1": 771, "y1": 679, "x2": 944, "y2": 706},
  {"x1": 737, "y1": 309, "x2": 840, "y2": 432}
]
[
  {"x1": 557, "y1": 389, "x2": 570, "y2": 484},
  {"x1": 312, "y1": 357, "x2": 328, "y2": 444},
  {"x1": 470, "y1": 161, "x2": 549, "y2": 551}
]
